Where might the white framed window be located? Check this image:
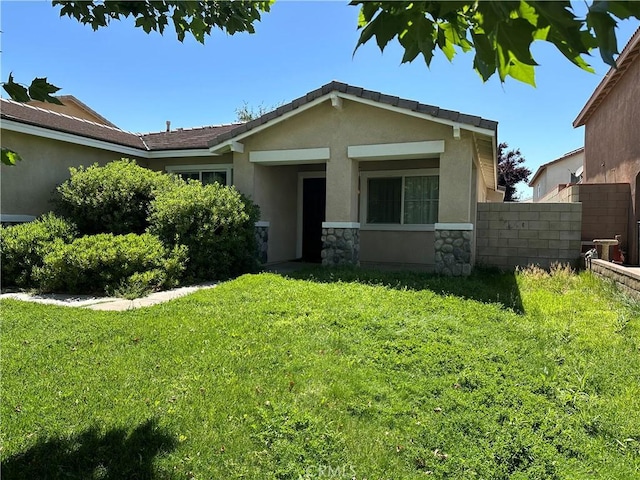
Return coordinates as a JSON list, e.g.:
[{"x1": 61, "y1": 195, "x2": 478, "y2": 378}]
[
  {"x1": 360, "y1": 169, "x2": 439, "y2": 231},
  {"x1": 165, "y1": 164, "x2": 233, "y2": 186}
]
